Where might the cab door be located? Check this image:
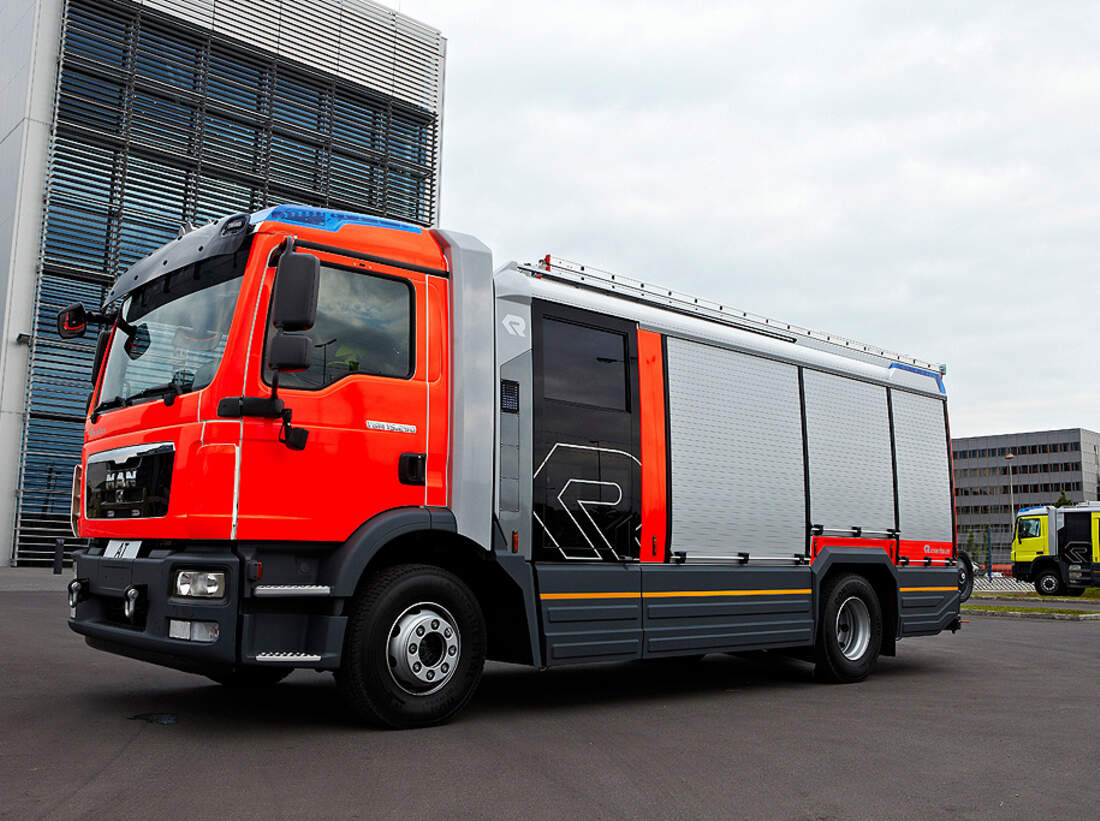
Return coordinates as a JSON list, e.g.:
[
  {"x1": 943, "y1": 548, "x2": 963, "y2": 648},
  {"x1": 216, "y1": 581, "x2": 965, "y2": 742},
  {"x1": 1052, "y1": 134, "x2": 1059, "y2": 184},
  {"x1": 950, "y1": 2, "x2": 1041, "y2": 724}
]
[
  {"x1": 1012, "y1": 515, "x2": 1047, "y2": 566},
  {"x1": 235, "y1": 251, "x2": 447, "y2": 543}
]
